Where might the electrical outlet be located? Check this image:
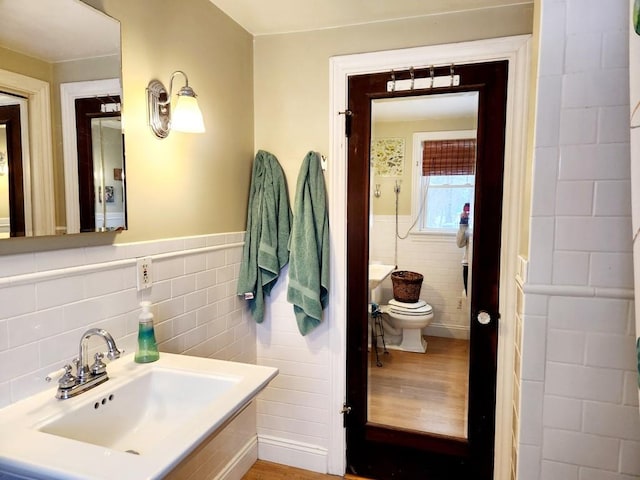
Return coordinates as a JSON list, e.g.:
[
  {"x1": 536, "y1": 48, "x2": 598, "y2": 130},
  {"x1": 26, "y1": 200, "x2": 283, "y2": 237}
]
[
  {"x1": 136, "y1": 257, "x2": 153, "y2": 290},
  {"x1": 457, "y1": 298, "x2": 463, "y2": 310}
]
